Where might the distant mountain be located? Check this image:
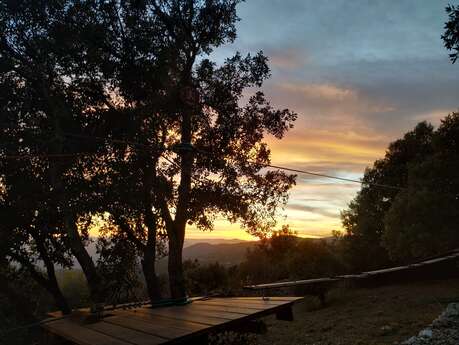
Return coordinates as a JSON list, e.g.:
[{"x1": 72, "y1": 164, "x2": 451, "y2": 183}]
[
  {"x1": 183, "y1": 238, "x2": 251, "y2": 248},
  {"x1": 182, "y1": 241, "x2": 255, "y2": 264},
  {"x1": 156, "y1": 241, "x2": 256, "y2": 274},
  {"x1": 68, "y1": 236, "x2": 331, "y2": 273},
  {"x1": 68, "y1": 238, "x2": 255, "y2": 271}
]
